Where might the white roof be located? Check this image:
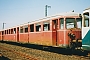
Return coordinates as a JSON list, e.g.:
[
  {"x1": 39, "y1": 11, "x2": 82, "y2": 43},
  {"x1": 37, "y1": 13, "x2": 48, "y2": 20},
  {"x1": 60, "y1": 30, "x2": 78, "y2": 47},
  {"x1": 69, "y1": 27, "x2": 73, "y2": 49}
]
[
  {"x1": 83, "y1": 7, "x2": 90, "y2": 13},
  {"x1": 1, "y1": 11, "x2": 80, "y2": 31},
  {"x1": 28, "y1": 11, "x2": 80, "y2": 24}
]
